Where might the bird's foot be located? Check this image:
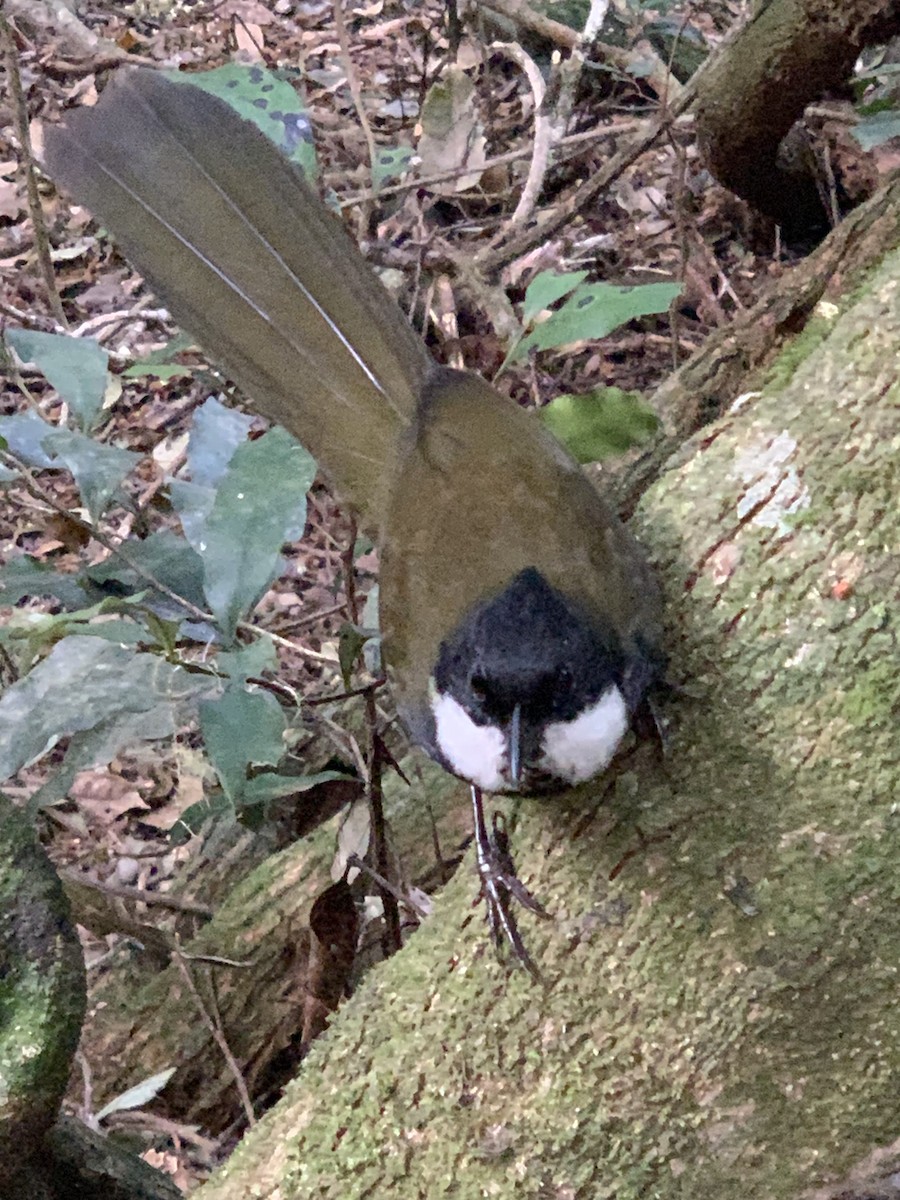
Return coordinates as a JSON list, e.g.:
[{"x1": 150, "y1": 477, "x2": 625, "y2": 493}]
[{"x1": 470, "y1": 787, "x2": 552, "y2": 981}]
